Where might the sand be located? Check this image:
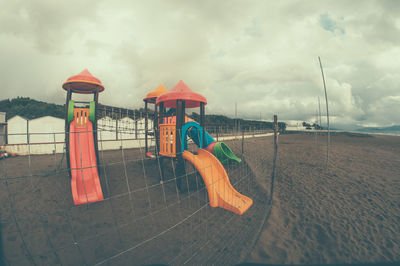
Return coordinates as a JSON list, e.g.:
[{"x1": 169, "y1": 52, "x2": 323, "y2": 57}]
[
  {"x1": 247, "y1": 132, "x2": 400, "y2": 264},
  {"x1": 0, "y1": 138, "x2": 268, "y2": 265},
  {"x1": 1, "y1": 132, "x2": 399, "y2": 265}
]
